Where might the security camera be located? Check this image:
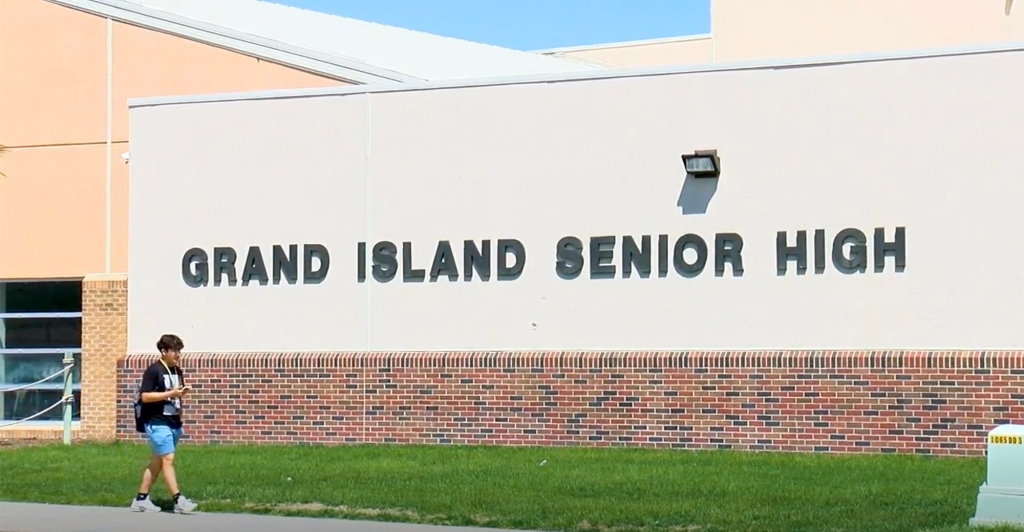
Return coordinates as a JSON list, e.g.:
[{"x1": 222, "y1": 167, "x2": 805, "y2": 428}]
[{"x1": 120, "y1": 151, "x2": 130, "y2": 163}]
